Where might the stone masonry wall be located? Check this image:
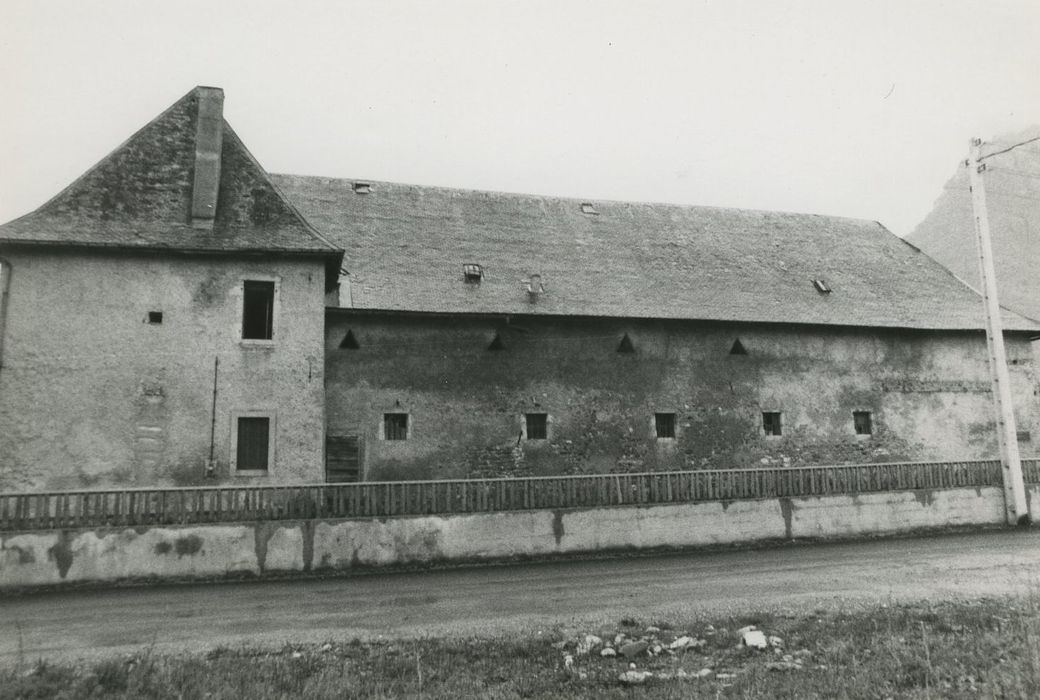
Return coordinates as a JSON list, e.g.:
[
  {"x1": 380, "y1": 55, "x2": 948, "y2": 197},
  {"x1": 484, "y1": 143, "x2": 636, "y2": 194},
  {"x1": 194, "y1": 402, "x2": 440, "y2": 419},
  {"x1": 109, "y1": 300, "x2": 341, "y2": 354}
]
[{"x1": 325, "y1": 314, "x2": 1039, "y2": 481}]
